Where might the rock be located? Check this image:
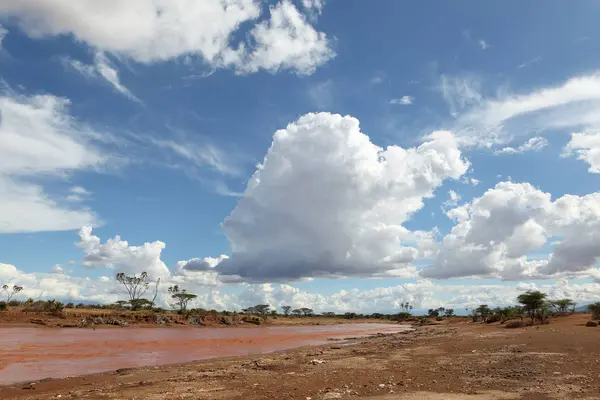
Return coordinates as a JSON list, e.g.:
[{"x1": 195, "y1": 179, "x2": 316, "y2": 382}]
[
  {"x1": 585, "y1": 321, "x2": 598, "y2": 327},
  {"x1": 311, "y1": 359, "x2": 326, "y2": 365}
]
